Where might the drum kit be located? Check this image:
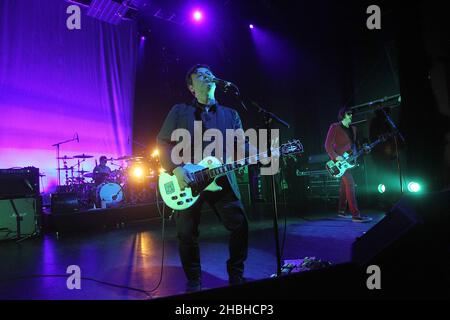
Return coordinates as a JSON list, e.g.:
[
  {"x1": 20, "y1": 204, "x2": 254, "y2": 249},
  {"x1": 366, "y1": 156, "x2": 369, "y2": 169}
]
[{"x1": 56, "y1": 153, "x2": 158, "y2": 209}]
